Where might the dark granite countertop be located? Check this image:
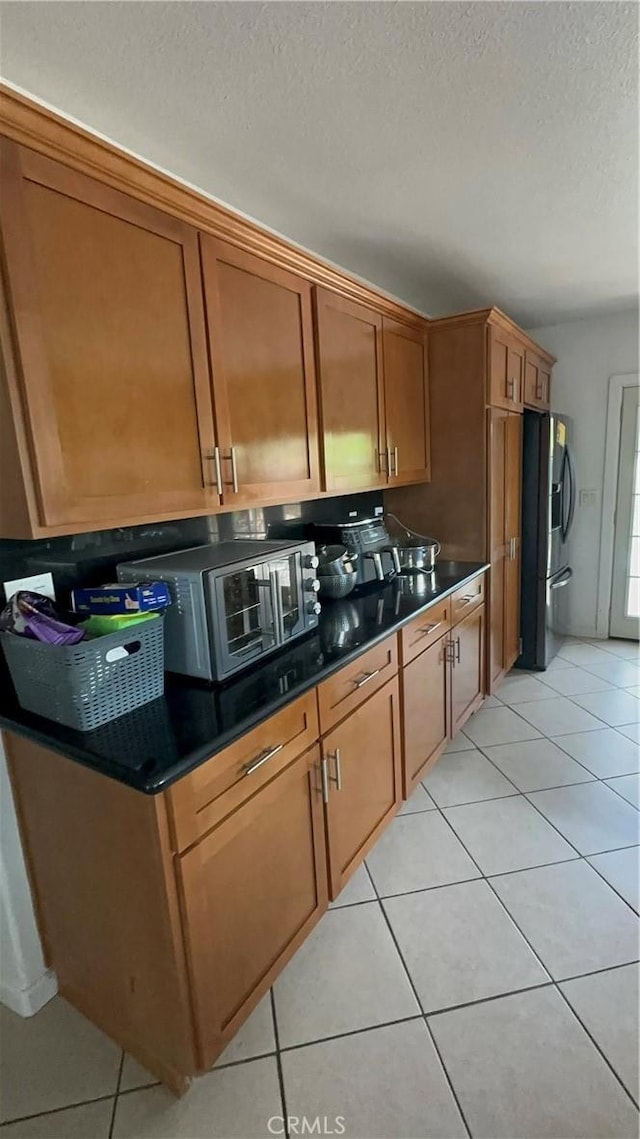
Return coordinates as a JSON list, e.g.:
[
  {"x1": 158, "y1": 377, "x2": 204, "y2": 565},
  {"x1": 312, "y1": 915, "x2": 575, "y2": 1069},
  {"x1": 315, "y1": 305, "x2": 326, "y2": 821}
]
[{"x1": 0, "y1": 561, "x2": 488, "y2": 794}]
